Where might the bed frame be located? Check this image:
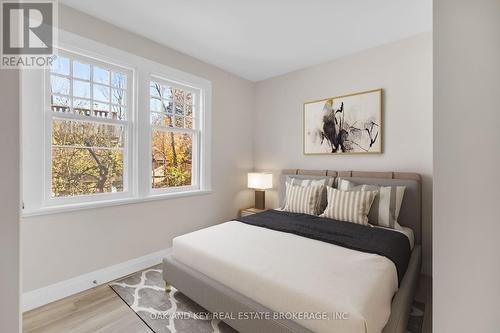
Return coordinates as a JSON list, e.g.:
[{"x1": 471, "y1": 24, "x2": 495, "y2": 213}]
[{"x1": 163, "y1": 169, "x2": 422, "y2": 333}]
